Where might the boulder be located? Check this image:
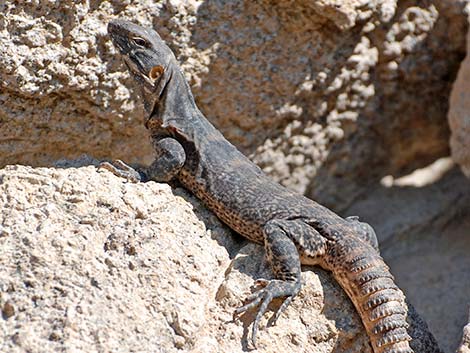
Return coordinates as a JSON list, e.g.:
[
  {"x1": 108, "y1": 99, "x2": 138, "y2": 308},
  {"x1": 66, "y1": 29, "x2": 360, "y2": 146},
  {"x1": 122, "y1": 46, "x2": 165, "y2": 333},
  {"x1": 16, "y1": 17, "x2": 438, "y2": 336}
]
[
  {"x1": 0, "y1": 164, "x2": 442, "y2": 353},
  {"x1": 0, "y1": 164, "x2": 370, "y2": 353},
  {"x1": 0, "y1": 0, "x2": 468, "y2": 206}
]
